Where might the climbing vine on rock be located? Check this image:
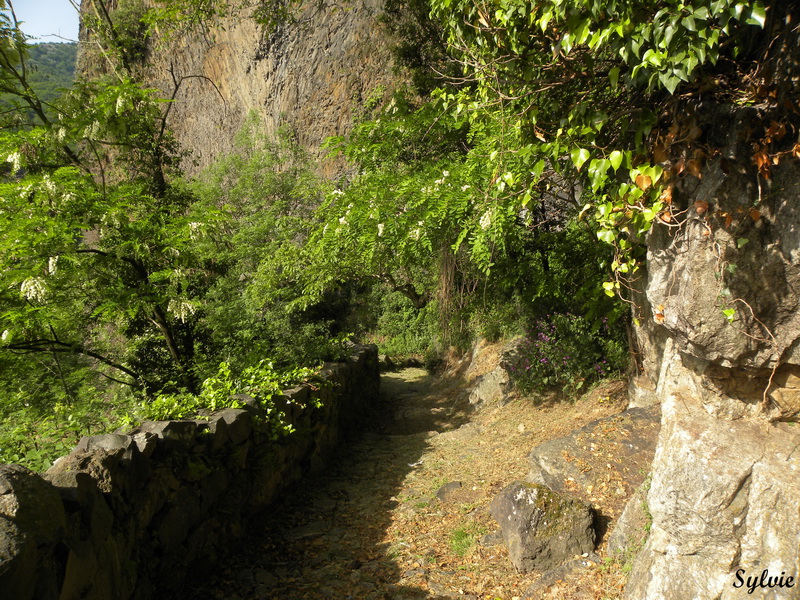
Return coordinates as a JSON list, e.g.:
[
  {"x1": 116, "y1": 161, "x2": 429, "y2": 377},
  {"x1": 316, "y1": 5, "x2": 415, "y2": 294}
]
[{"x1": 423, "y1": 0, "x2": 769, "y2": 294}]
